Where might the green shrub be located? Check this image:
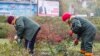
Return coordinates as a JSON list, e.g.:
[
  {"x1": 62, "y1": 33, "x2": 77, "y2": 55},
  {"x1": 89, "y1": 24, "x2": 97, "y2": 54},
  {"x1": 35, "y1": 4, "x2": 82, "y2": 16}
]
[
  {"x1": 91, "y1": 17, "x2": 100, "y2": 32},
  {"x1": 0, "y1": 42, "x2": 30, "y2": 56},
  {"x1": 0, "y1": 16, "x2": 8, "y2": 38},
  {"x1": 0, "y1": 16, "x2": 100, "y2": 39},
  {"x1": 0, "y1": 16, "x2": 7, "y2": 23},
  {"x1": 0, "y1": 23, "x2": 8, "y2": 38}
]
